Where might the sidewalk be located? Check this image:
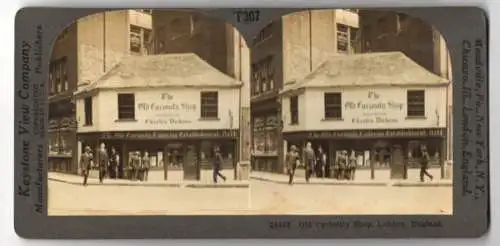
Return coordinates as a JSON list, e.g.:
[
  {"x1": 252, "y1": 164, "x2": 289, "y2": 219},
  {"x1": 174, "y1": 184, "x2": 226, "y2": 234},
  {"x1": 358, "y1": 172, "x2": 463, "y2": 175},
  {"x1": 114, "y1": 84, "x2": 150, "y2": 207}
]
[
  {"x1": 250, "y1": 169, "x2": 452, "y2": 187},
  {"x1": 48, "y1": 172, "x2": 250, "y2": 188}
]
